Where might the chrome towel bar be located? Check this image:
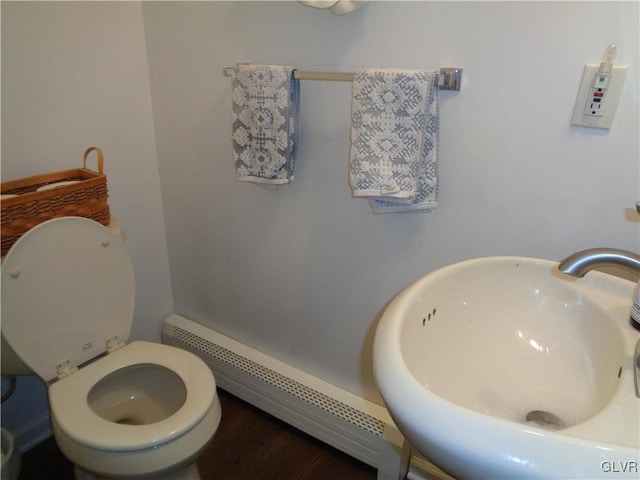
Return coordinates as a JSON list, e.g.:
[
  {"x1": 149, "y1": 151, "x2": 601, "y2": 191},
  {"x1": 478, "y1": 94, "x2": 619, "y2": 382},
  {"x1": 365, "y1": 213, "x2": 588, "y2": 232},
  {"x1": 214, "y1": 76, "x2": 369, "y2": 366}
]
[{"x1": 223, "y1": 65, "x2": 463, "y2": 91}]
